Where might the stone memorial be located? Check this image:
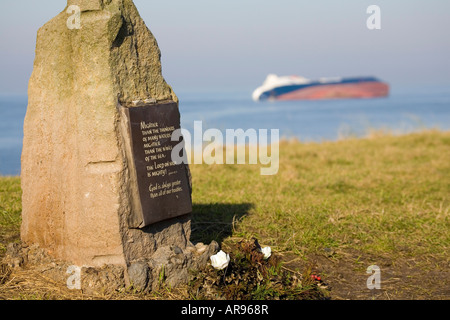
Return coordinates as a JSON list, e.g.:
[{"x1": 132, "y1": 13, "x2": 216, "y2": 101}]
[{"x1": 17, "y1": 0, "x2": 218, "y2": 291}]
